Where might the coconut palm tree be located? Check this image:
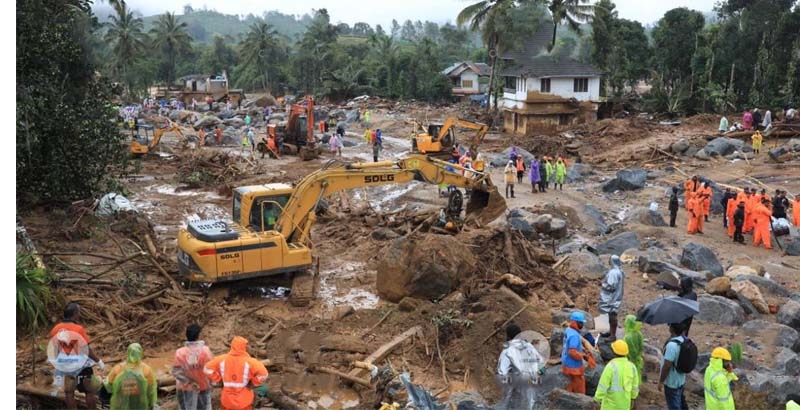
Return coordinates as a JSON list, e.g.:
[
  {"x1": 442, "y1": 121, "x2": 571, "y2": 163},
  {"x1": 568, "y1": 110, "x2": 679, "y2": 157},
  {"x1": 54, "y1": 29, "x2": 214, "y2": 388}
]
[
  {"x1": 150, "y1": 12, "x2": 192, "y2": 86},
  {"x1": 457, "y1": 0, "x2": 515, "y2": 113},
  {"x1": 238, "y1": 22, "x2": 284, "y2": 91},
  {"x1": 104, "y1": 0, "x2": 145, "y2": 94},
  {"x1": 545, "y1": 0, "x2": 594, "y2": 51}
]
